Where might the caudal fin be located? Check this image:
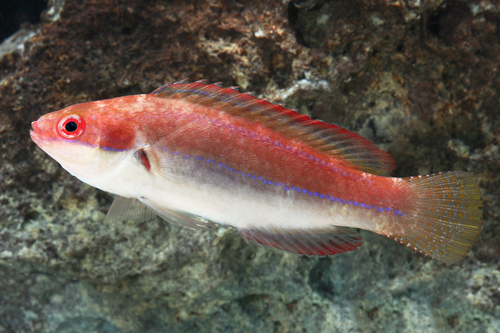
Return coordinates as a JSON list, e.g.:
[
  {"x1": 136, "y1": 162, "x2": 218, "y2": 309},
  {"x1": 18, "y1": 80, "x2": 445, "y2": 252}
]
[{"x1": 389, "y1": 171, "x2": 482, "y2": 264}]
